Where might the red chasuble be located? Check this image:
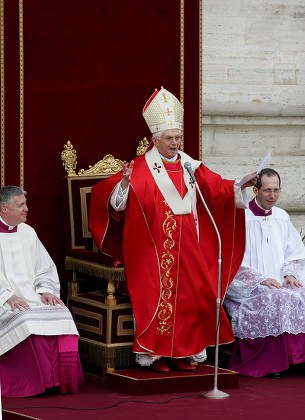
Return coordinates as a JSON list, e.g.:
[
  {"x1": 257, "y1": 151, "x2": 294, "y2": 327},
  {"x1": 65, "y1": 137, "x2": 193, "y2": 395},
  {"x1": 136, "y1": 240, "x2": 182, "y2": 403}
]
[{"x1": 89, "y1": 154, "x2": 245, "y2": 357}]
